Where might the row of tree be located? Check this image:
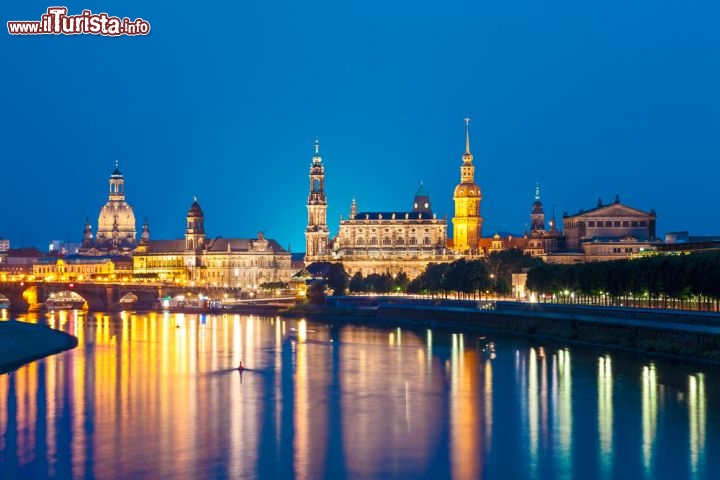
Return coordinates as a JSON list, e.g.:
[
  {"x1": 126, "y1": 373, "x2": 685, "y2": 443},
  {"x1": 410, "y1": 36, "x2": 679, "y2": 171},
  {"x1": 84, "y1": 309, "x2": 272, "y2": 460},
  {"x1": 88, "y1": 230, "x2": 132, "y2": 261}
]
[
  {"x1": 408, "y1": 250, "x2": 540, "y2": 298},
  {"x1": 526, "y1": 252, "x2": 720, "y2": 309},
  {"x1": 348, "y1": 272, "x2": 410, "y2": 294},
  {"x1": 310, "y1": 249, "x2": 540, "y2": 299}
]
